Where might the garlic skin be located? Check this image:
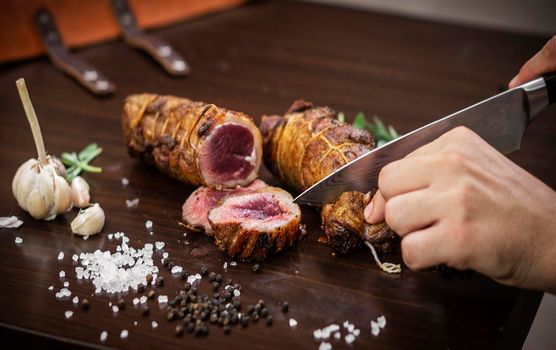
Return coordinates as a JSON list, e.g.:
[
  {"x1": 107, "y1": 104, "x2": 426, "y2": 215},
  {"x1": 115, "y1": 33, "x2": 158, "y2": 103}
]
[
  {"x1": 70, "y1": 176, "x2": 91, "y2": 208},
  {"x1": 71, "y1": 203, "x2": 105, "y2": 236},
  {"x1": 12, "y1": 155, "x2": 73, "y2": 220}
]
